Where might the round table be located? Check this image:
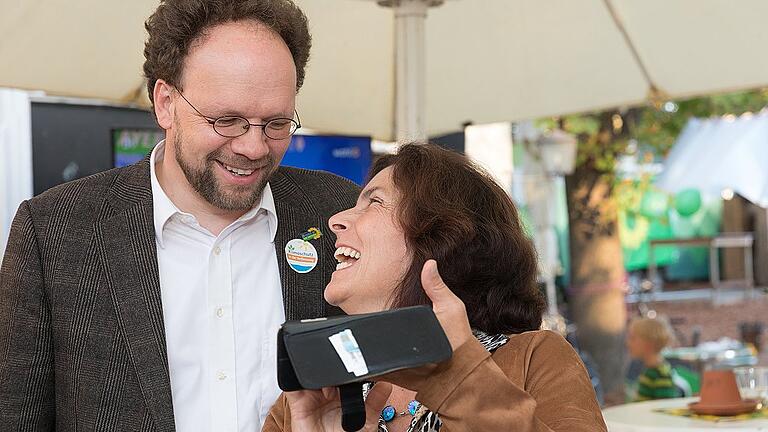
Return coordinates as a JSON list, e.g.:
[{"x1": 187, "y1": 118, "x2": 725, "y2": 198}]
[{"x1": 603, "y1": 397, "x2": 768, "y2": 431}]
